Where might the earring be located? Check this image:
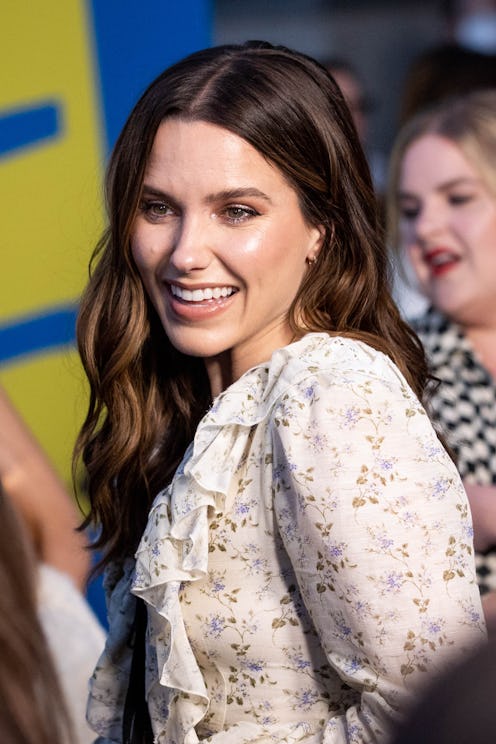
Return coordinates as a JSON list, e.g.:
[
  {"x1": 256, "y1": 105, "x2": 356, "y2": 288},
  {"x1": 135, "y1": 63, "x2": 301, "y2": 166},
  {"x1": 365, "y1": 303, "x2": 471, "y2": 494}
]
[{"x1": 306, "y1": 255, "x2": 317, "y2": 265}]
